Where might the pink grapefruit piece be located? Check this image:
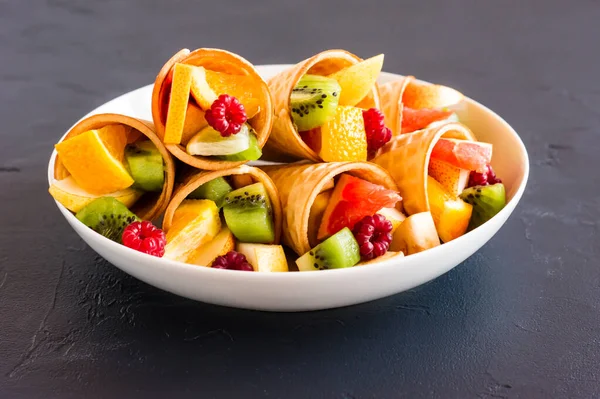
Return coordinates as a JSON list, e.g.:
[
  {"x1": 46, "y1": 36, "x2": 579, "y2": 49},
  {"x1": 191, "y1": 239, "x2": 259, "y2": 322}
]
[{"x1": 430, "y1": 138, "x2": 492, "y2": 173}]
